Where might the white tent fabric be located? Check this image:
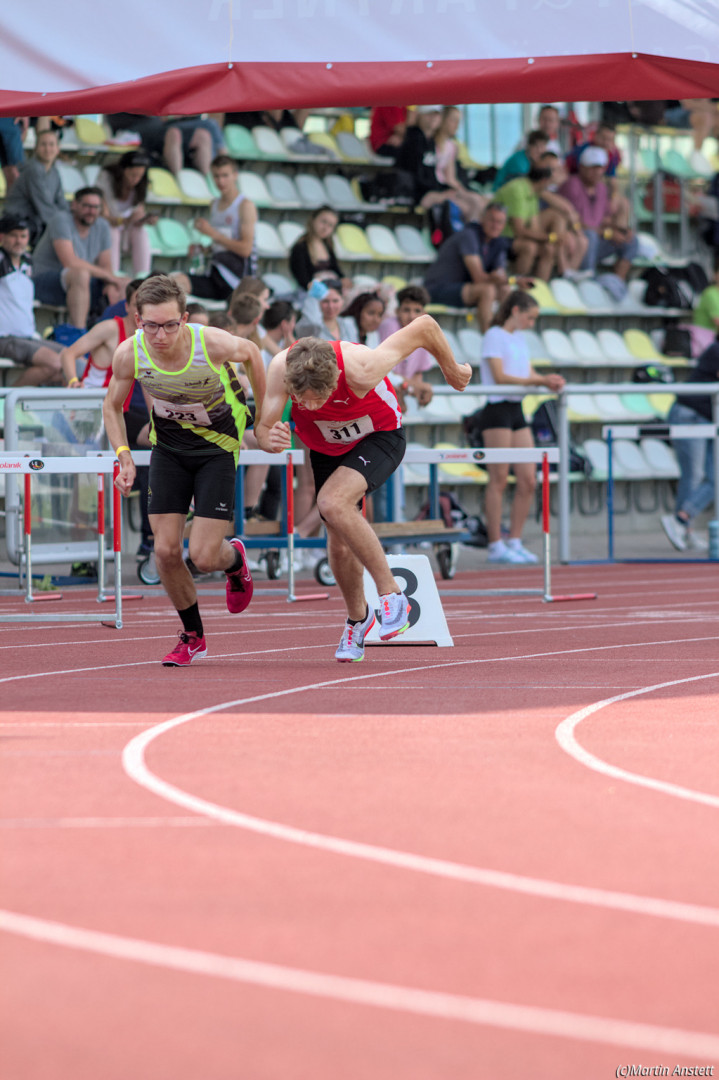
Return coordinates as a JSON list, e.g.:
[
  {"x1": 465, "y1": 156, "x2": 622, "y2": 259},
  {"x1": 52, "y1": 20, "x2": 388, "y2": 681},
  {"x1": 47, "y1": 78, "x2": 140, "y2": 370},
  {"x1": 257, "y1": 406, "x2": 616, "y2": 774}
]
[{"x1": 1, "y1": 0, "x2": 719, "y2": 113}]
